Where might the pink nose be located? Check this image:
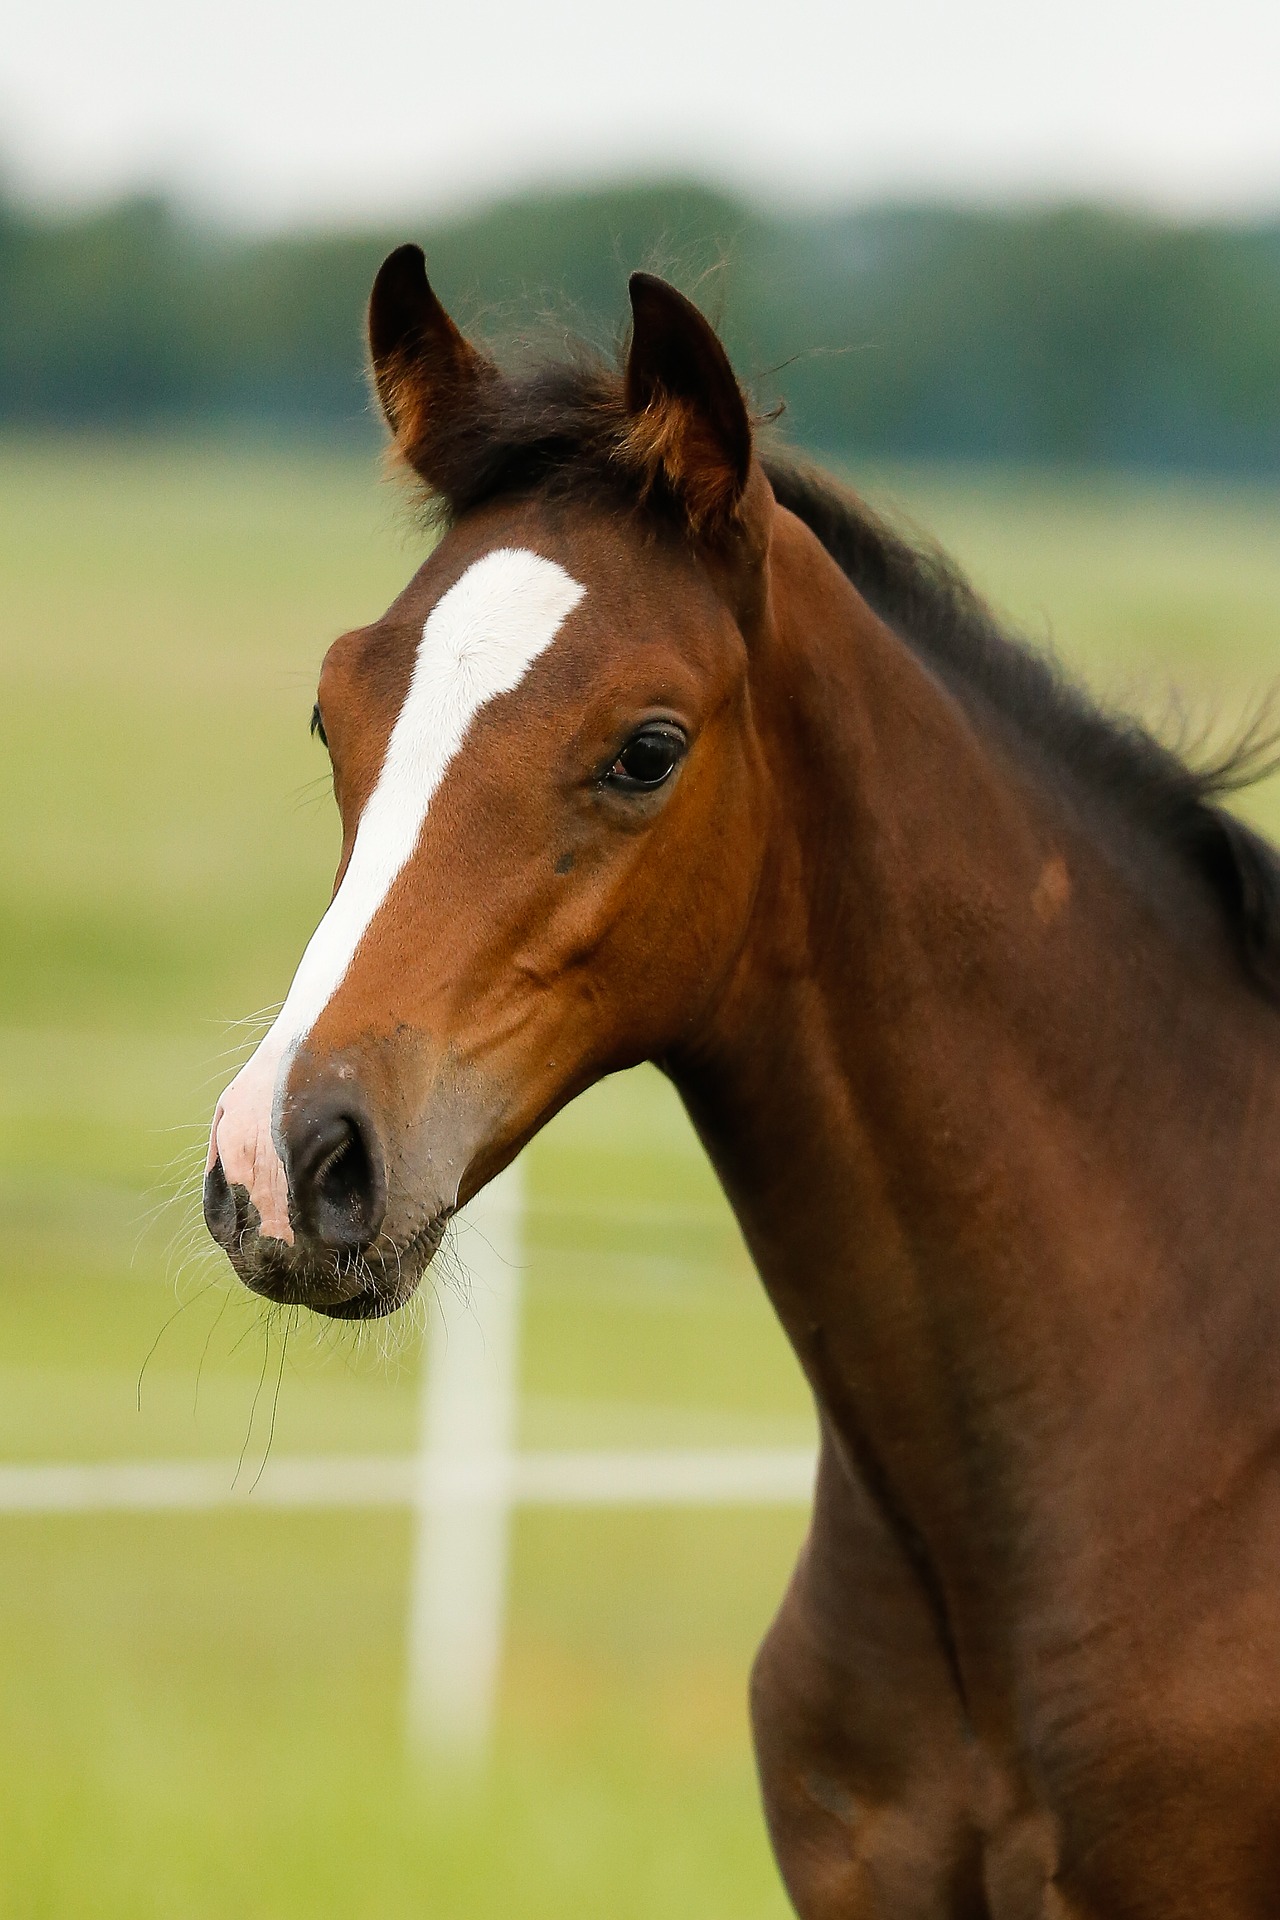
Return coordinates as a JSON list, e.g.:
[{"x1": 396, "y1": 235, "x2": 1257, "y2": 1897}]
[{"x1": 203, "y1": 1080, "x2": 387, "y2": 1257}]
